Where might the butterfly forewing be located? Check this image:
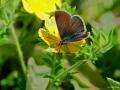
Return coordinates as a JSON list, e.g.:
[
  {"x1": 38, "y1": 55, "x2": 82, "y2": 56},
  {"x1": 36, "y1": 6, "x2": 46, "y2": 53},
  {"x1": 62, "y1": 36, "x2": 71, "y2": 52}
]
[{"x1": 55, "y1": 11, "x2": 70, "y2": 39}]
